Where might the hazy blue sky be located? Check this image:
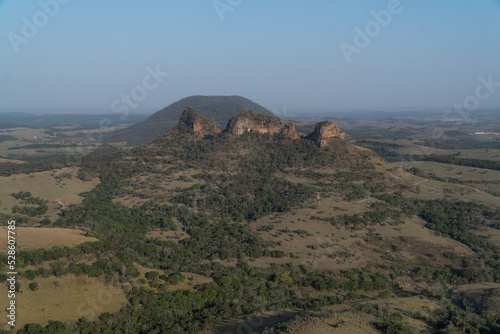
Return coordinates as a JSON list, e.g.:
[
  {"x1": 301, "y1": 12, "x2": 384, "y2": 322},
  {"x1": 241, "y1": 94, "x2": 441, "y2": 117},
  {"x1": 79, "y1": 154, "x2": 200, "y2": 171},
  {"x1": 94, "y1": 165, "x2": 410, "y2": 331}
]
[{"x1": 1, "y1": 0, "x2": 500, "y2": 113}]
